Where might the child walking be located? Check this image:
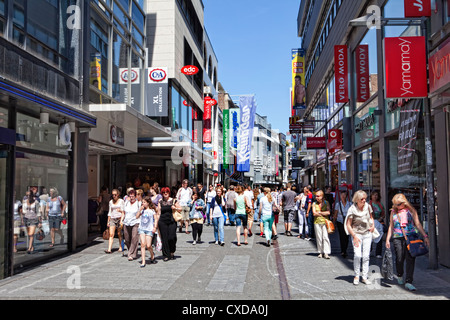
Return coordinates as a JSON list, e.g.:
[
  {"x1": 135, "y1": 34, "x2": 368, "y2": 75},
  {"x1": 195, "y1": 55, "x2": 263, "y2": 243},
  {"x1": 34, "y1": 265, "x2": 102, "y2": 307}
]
[{"x1": 137, "y1": 196, "x2": 159, "y2": 267}]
